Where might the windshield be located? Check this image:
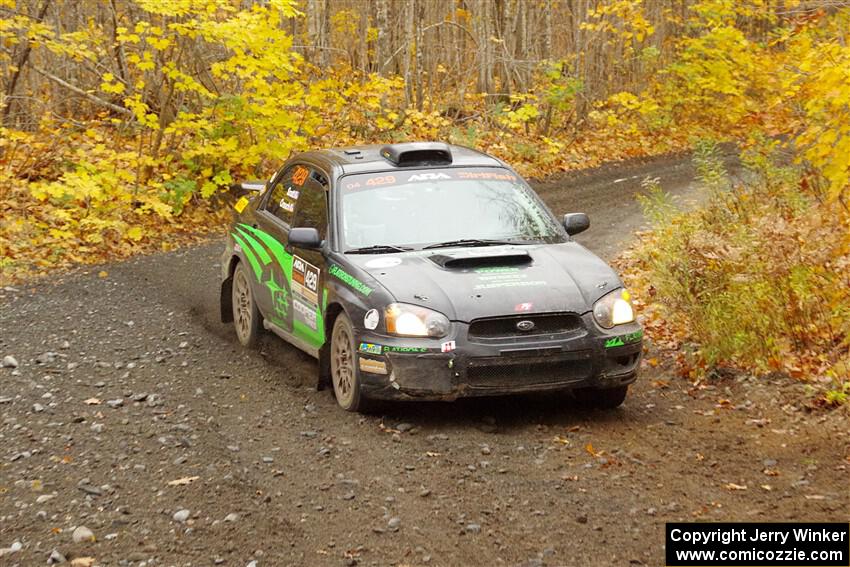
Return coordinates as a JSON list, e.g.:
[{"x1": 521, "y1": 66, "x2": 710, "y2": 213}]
[{"x1": 339, "y1": 168, "x2": 565, "y2": 251}]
